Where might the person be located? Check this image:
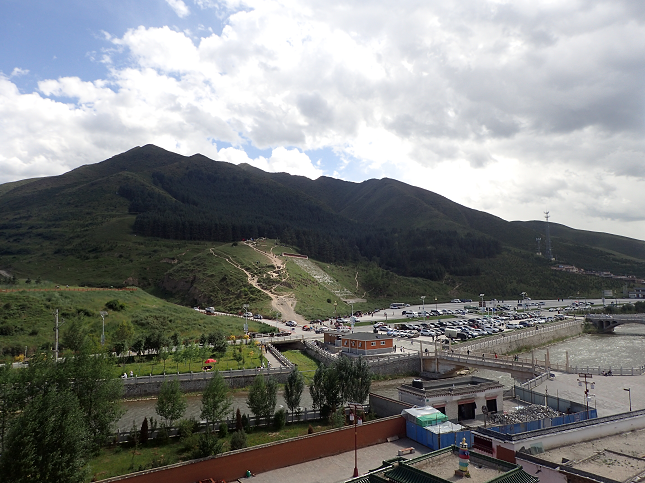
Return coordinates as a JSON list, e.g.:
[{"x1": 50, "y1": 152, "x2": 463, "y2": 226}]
[
  {"x1": 394, "y1": 345, "x2": 396, "y2": 352},
  {"x1": 482, "y1": 354, "x2": 485, "y2": 361},
  {"x1": 425, "y1": 348, "x2": 429, "y2": 354},
  {"x1": 122, "y1": 372, "x2": 127, "y2": 379},
  {"x1": 130, "y1": 370, "x2": 134, "y2": 378},
  {"x1": 467, "y1": 349, "x2": 470, "y2": 356},
  {"x1": 494, "y1": 353, "x2": 498, "y2": 359}
]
